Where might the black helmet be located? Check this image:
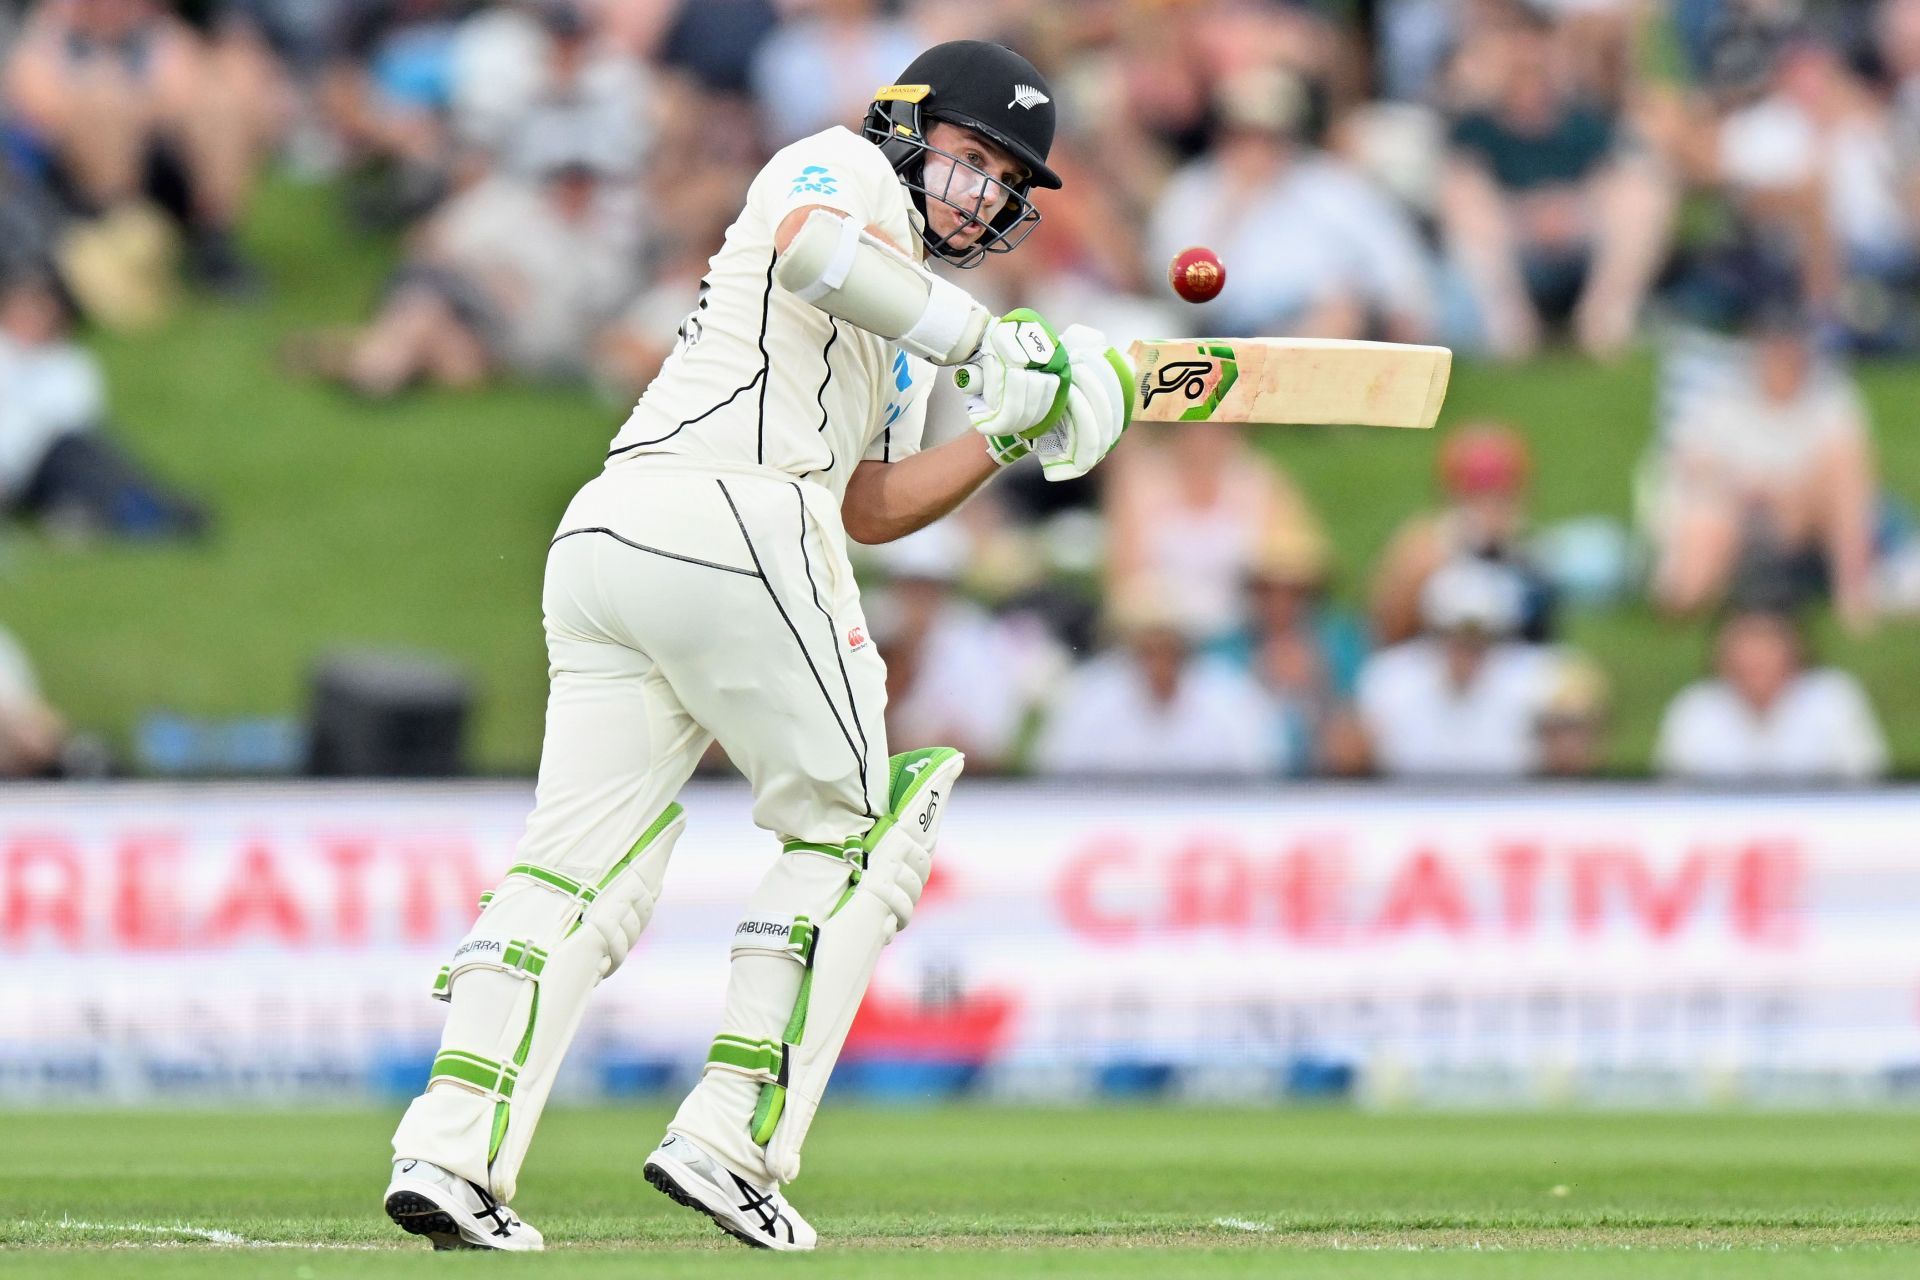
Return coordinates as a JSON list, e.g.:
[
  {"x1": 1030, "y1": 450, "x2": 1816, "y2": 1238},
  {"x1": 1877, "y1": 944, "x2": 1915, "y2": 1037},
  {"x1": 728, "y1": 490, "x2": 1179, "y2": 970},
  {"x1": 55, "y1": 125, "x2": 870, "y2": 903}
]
[{"x1": 864, "y1": 40, "x2": 1061, "y2": 267}]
